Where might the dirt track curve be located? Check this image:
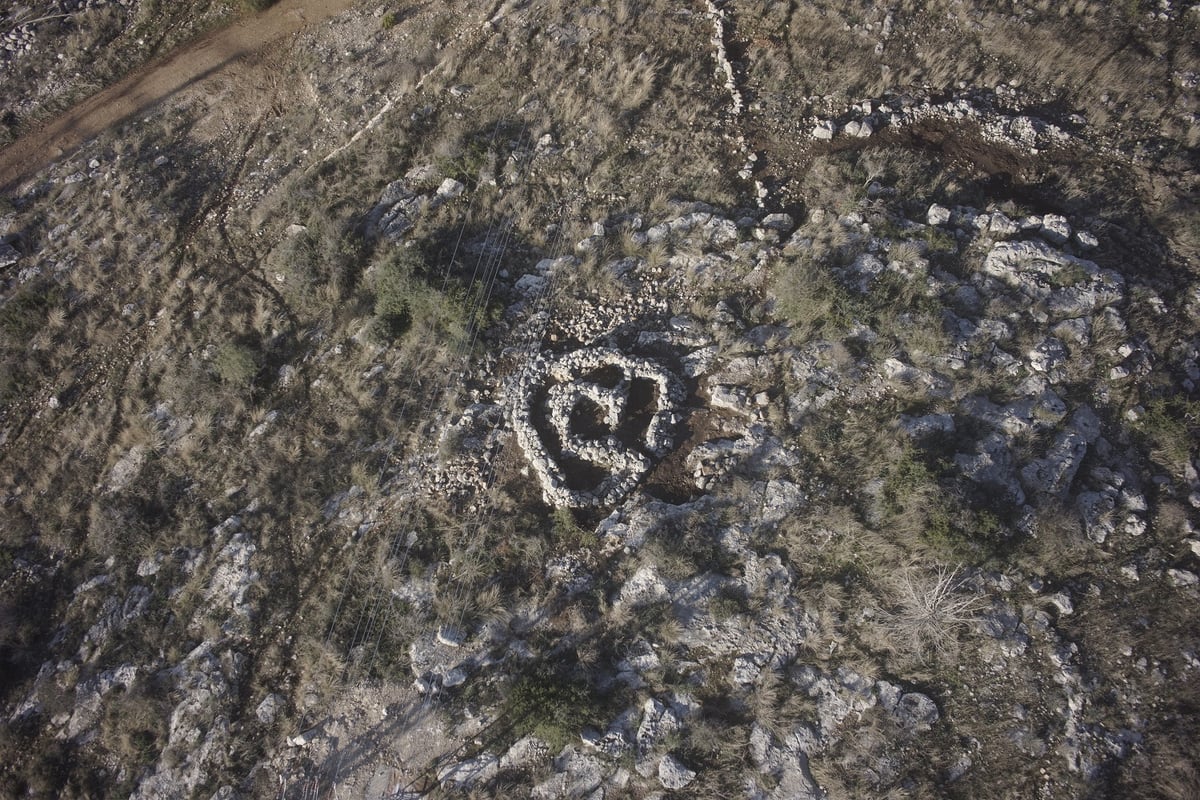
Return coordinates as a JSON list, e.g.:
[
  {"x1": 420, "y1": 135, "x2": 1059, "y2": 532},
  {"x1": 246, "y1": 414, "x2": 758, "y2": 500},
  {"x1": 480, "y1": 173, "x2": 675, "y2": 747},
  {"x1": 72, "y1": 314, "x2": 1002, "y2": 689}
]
[{"x1": 0, "y1": 0, "x2": 358, "y2": 193}]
